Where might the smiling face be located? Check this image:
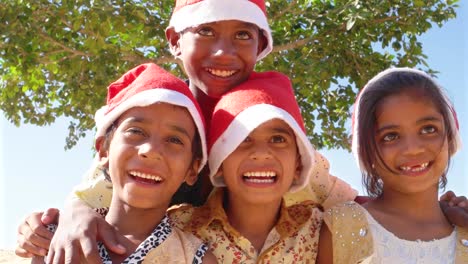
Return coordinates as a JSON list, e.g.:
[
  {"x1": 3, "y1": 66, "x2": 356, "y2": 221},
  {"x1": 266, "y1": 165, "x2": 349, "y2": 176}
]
[
  {"x1": 167, "y1": 20, "x2": 265, "y2": 98},
  {"x1": 373, "y1": 91, "x2": 449, "y2": 195},
  {"x1": 218, "y1": 119, "x2": 301, "y2": 205},
  {"x1": 99, "y1": 103, "x2": 199, "y2": 210}
]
